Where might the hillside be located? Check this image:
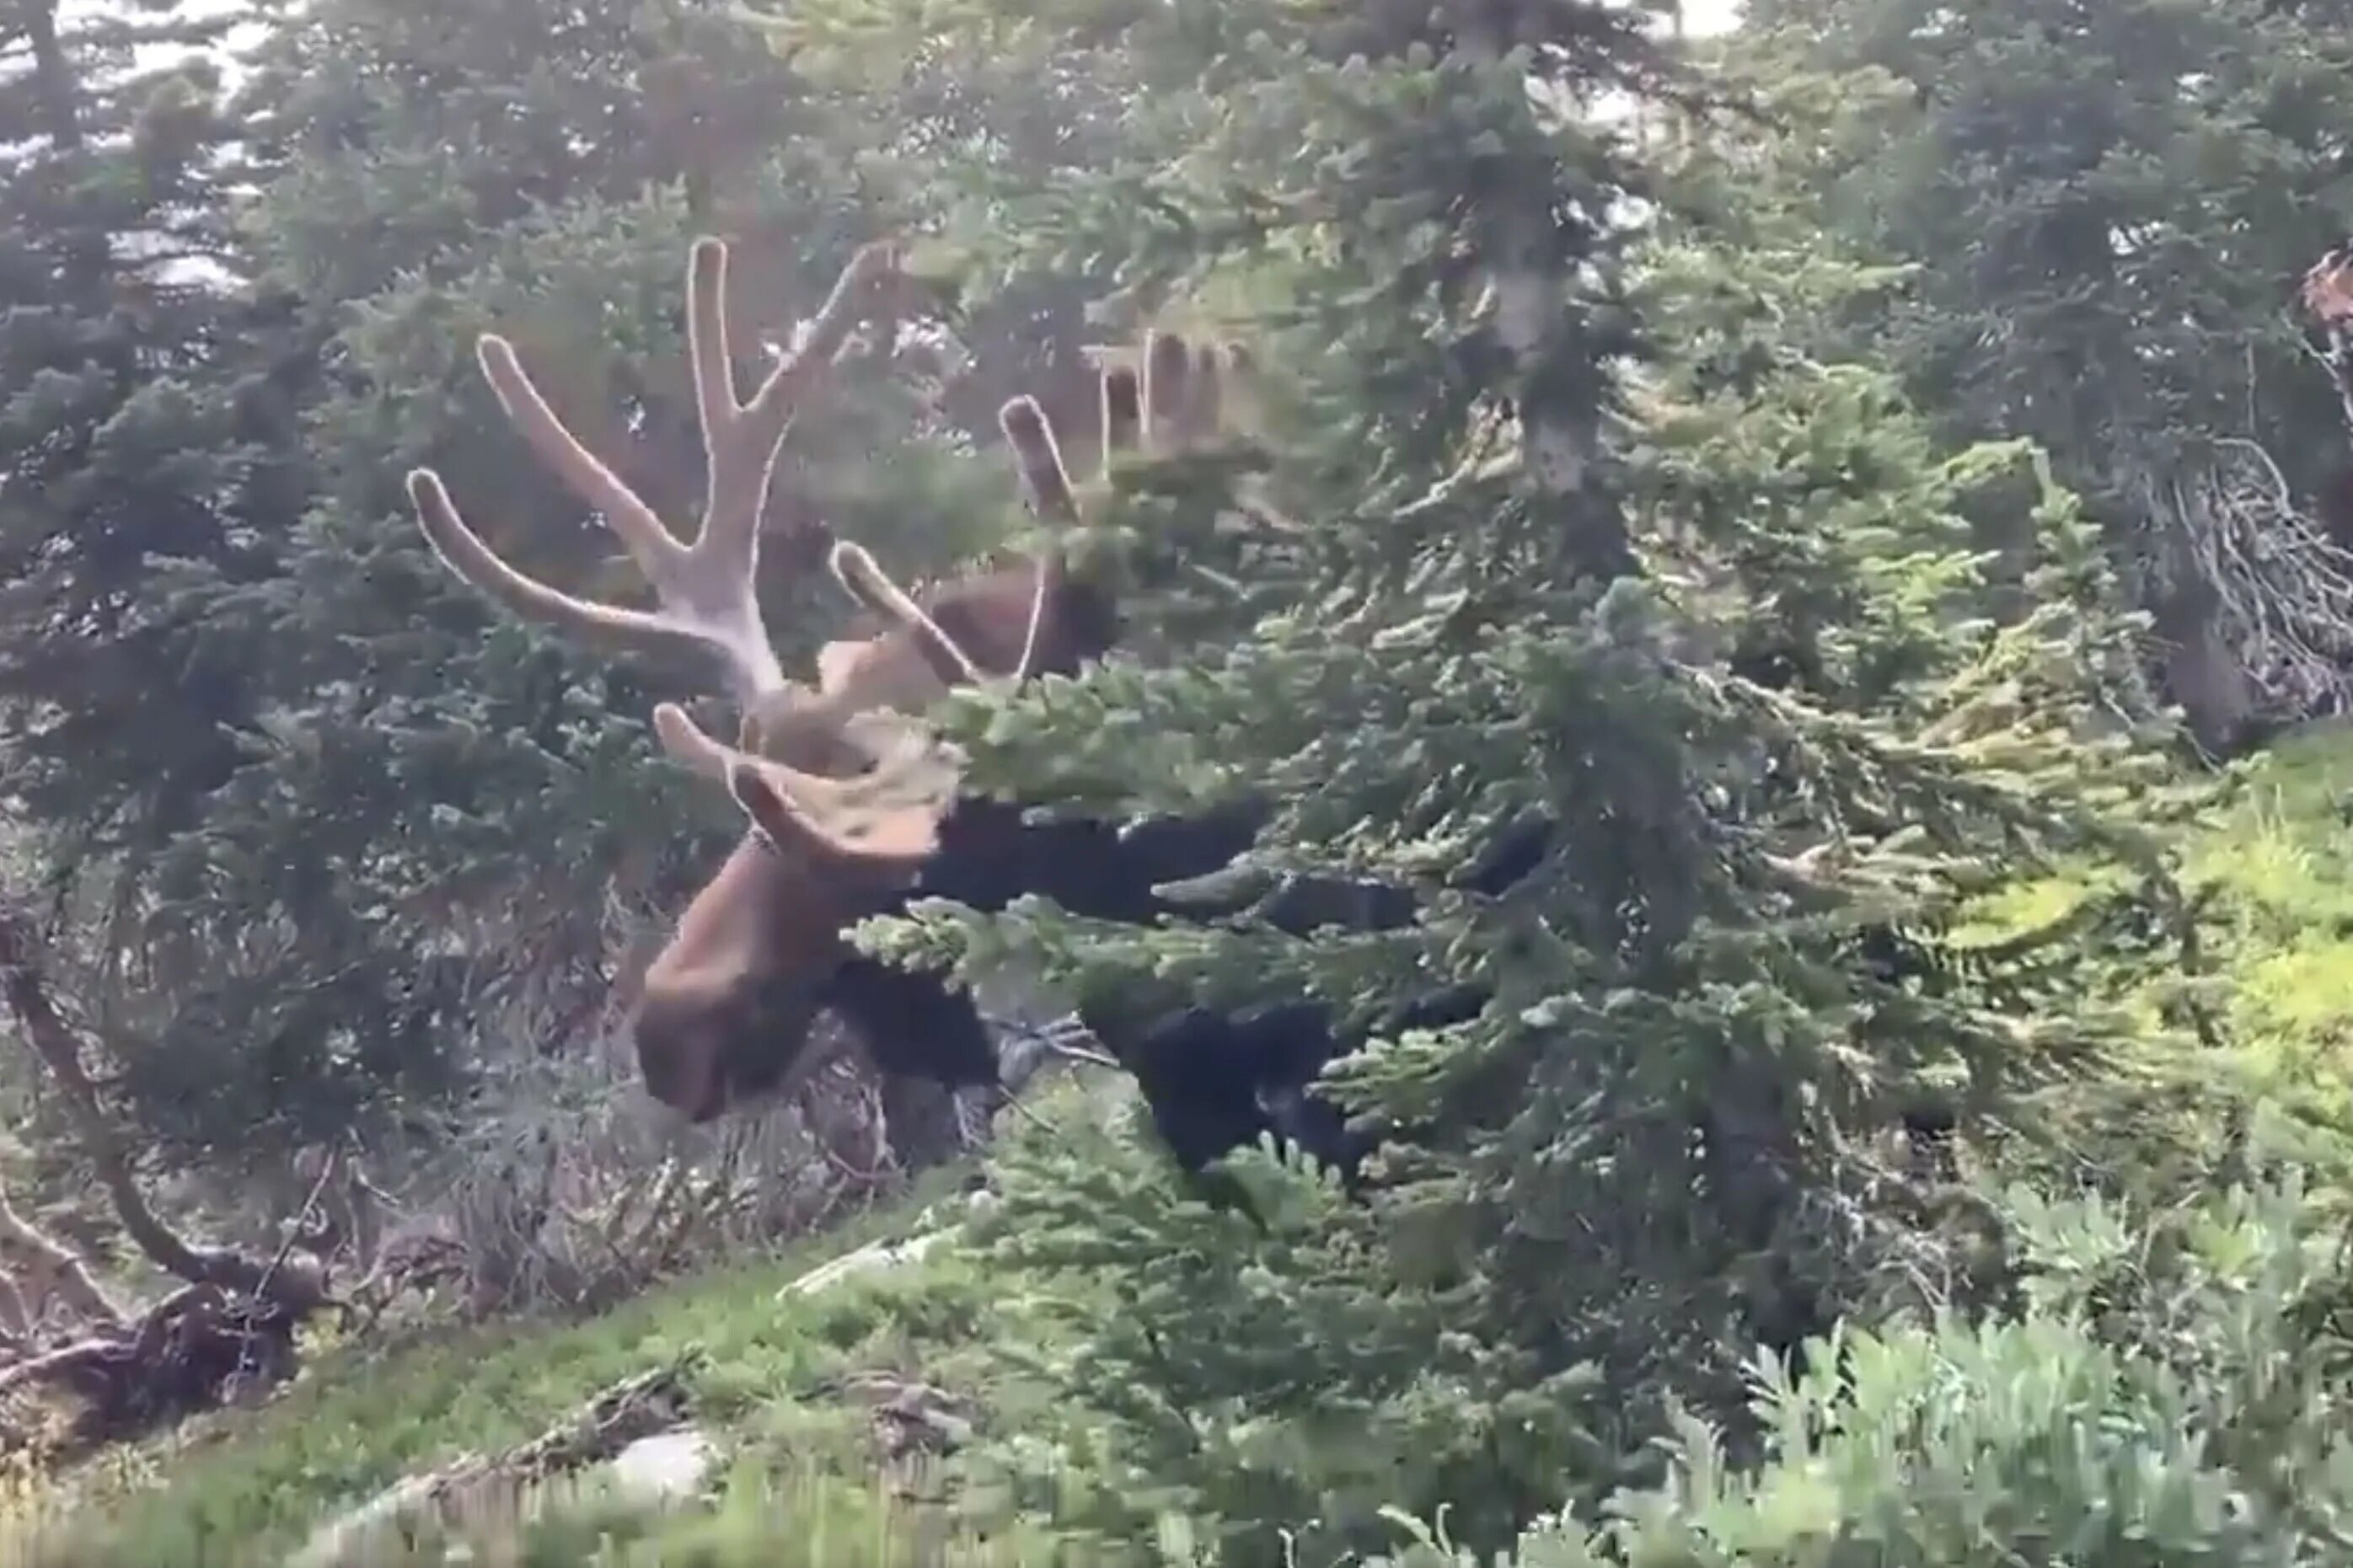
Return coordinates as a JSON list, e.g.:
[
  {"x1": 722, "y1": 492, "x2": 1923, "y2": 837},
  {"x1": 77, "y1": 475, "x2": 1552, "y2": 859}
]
[
  {"x1": 15, "y1": 0, "x2": 2353, "y2": 1560},
  {"x1": 7, "y1": 1128, "x2": 1063, "y2": 1564},
  {"x1": 8, "y1": 725, "x2": 2353, "y2": 1565}
]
